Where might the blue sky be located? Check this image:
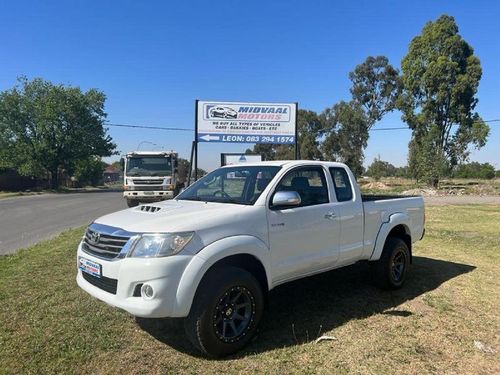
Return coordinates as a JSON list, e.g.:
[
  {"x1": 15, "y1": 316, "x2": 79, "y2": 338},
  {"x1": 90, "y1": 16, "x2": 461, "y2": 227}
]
[{"x1": 1, "y1": 0, "x2": 499, "y2": 170}]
